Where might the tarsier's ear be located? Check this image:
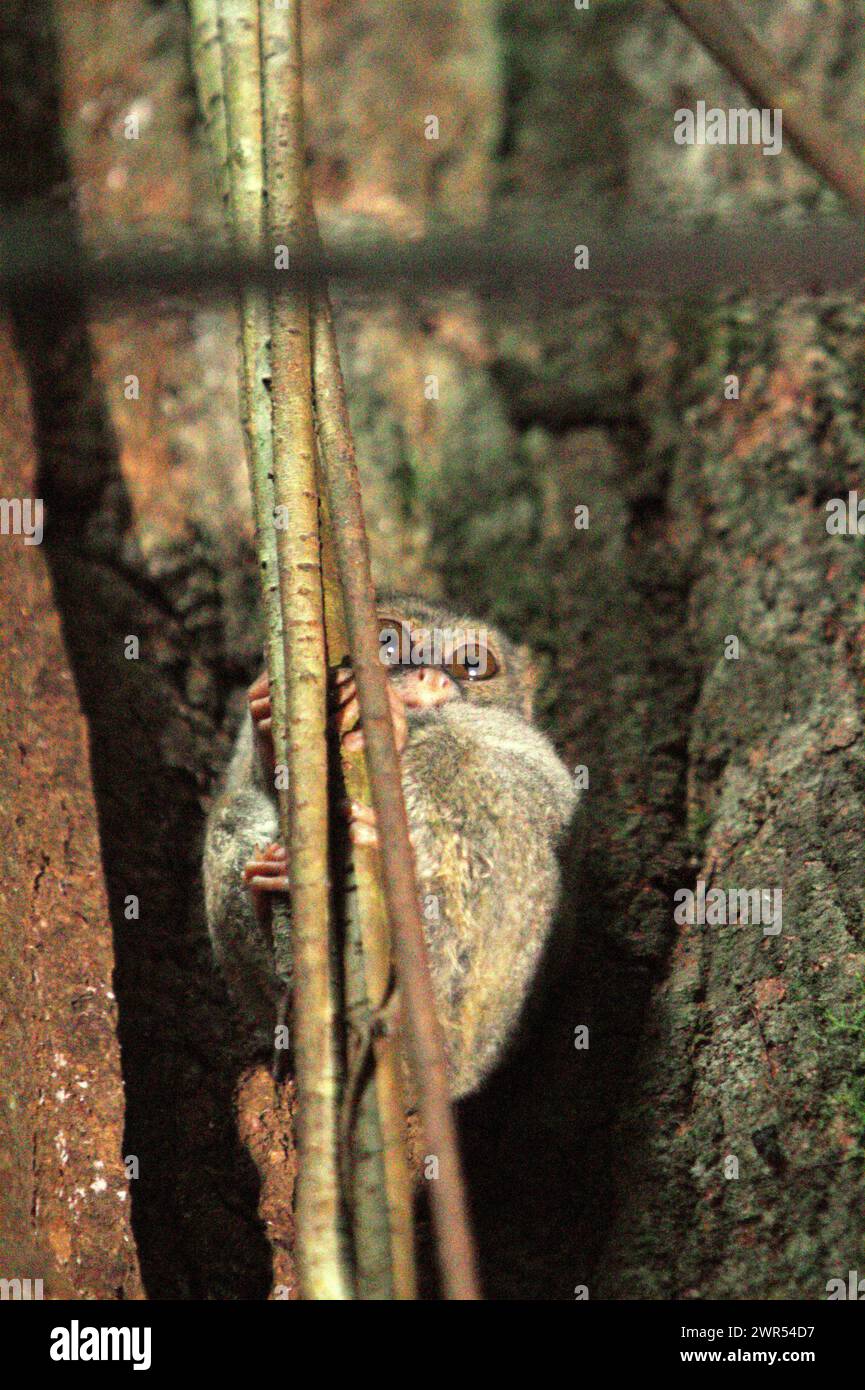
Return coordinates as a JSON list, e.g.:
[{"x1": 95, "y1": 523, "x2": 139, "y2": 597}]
[{"x1": 518, "y1": 646, "x2": 538, "y2": 720}]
